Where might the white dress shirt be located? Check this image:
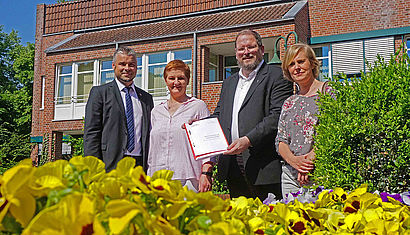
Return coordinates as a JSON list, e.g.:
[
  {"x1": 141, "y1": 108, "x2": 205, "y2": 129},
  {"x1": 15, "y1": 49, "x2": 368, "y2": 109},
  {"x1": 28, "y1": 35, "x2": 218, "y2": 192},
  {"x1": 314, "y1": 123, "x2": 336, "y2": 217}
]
[
  {"x1": 231, "y1": 60, "x2": 264, "y2": 141},
  {"x1": 115, "y1": 78, "x2": 143, "y2": 156}
]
